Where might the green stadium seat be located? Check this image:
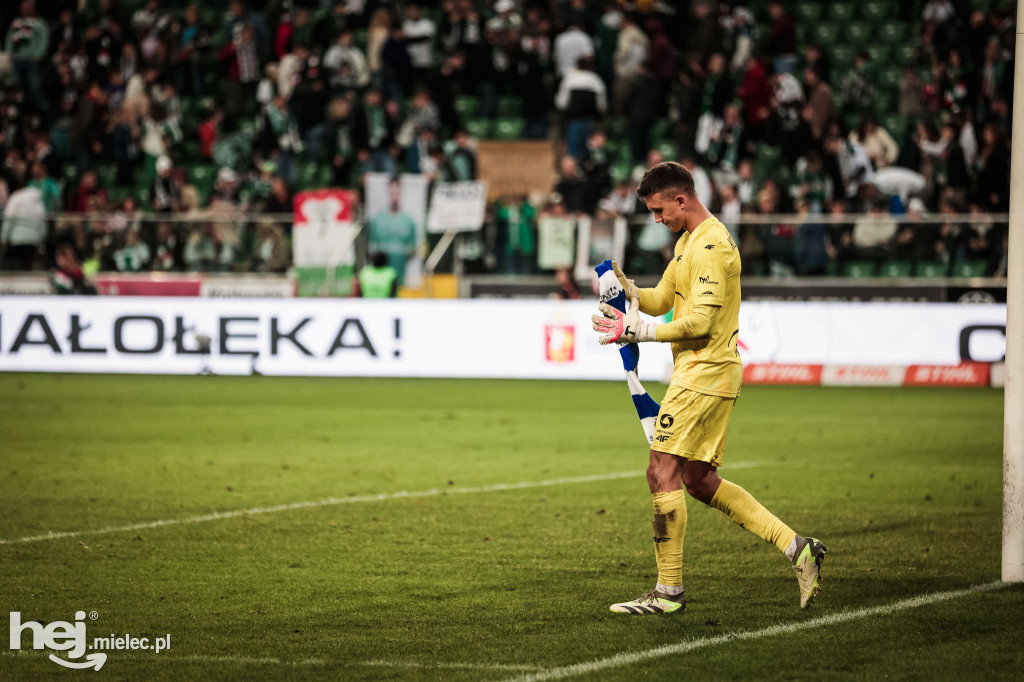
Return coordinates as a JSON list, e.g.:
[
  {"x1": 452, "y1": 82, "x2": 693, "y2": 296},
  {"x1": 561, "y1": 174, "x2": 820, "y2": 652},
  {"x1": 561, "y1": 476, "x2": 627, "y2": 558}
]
[
  {"x1": 753, "y1": 145, "x2": 780, "y2": 182},
  {"x1": 864, "y1": 44, "x2": 891, "y2": 63},
  {"x1": 464, "y1": 118, "x2": 491, "y2": 138},
  {"x1": 492, "y1": 117, "x2": 525, "y2": 140},
  {"x1": 96, "y1": 163, "x2": 119, "y2": 190},
  {"x1": 915, "y1": 261, "x2": 949, "y2": 277},
  {"x1": 880, "y1": 113, "x2": 909, "y2": 138},
  {"x1": 795, "y1": 2, "x2": 821, "y2": 22},
  {"x1": 106, "y1": 186, "x2": 130, "y2": 205},
  {"x1": 811, "y1": 23, "x2": 839, "y2": 44},
  {"x1": 877, "y1": 64, "x2": 903, "y2": 90},
  {"x1": 200, "y1": 7, "x2": 223, "y2": 30},
  {"x1": 896, "y1": 43, "x2": 918, "y2": 65},
  {"x1": 879, "y1": 260, "x2": 913, "y2": 277},
  {"x1": 186, "y1": 163, "x2": 215, "y2": 202},
  {"x1": 872, "y1": 90, "x2": 899, "y2": 113},
  {"x1": 651, "y1": 118, "x2": 673, "y2": 139},
  {"x1": 454, "y1": 96, "x2": 479, "y2": 118},
  {"x1": 829, "y1": 45, "x2": 856, "y2": 72},
  {"x1": 496, "y1": 96, "x2": 521, "y2": 117},
  {"x1": 844, "y1": 260, "x2": 877, "y2": 277},
  {"x1": 829, "y1": 2, "x2": 856, "y2": 21},
  {"x1": 604, "y1": 117, "x2": 627, "y2": 136},
  {"x1": 845, "y1": 22, "x2": 872, "y2": 45},
  {"x1": 862, "y1": 1, "x2": 890, "y2": 20},
  {"x1": 180, "y1": 139, "x2": 204, "y2": 161},
  {"x1": 842, "y1": 111, "x2": 862, "y2": 133},
  {"x1": 604, "y1": 138, "x2": 629, "y2": 163},
  {"x1": 610, "y1": 161, "x2": 634, "y2": 184},
  {"x1": 953, "y1": 260, "x2": 988, "y2": 277},
  {"x1": 353, "y1": 28, "x2": 368, "y2": 49},
  {"x1": 879, "y1": 22, "x2": 908, "y2": 43}
]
